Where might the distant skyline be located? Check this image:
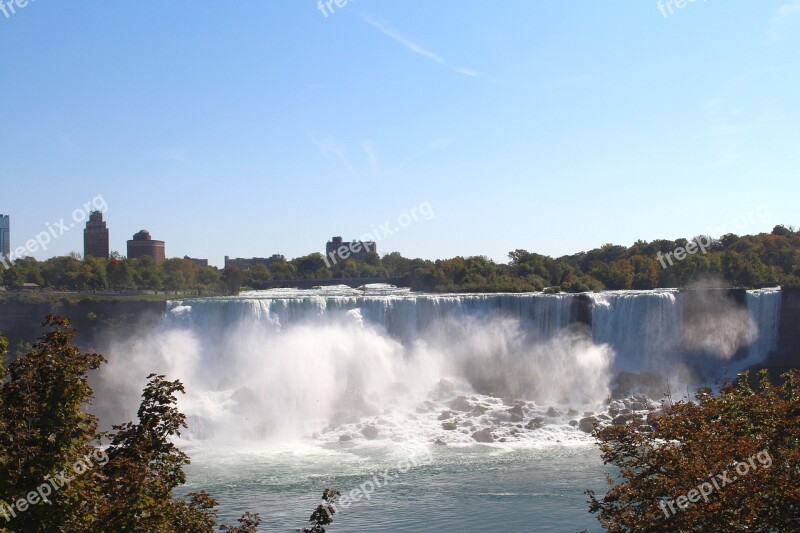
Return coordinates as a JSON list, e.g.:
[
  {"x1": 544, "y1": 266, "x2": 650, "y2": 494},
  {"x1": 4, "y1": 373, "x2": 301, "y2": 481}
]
[{"x1": 1, "y1": 1, "x2": 799, "y2": 268}]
